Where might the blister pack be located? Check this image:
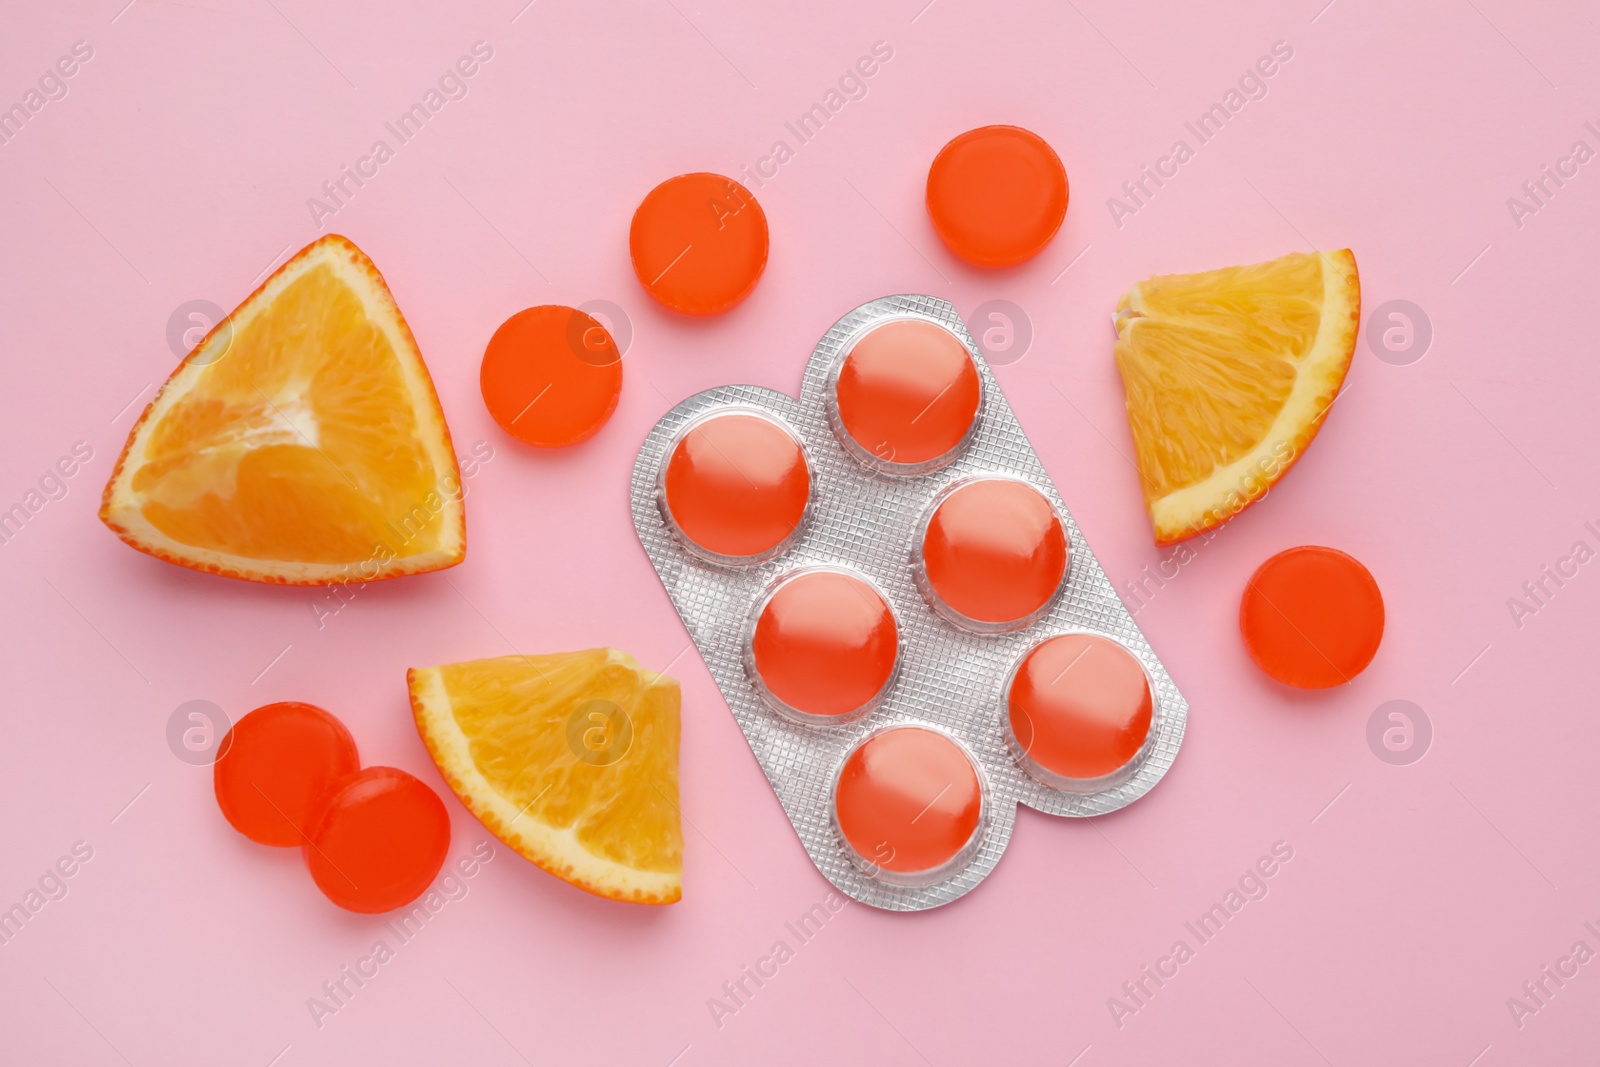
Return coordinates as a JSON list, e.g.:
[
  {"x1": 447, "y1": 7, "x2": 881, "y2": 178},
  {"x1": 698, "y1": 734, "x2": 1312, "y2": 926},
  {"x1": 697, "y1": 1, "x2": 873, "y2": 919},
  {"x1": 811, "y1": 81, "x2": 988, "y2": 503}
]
[{"x1": 630, "y1": 295, "x2": 1188, "y2": 911}]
